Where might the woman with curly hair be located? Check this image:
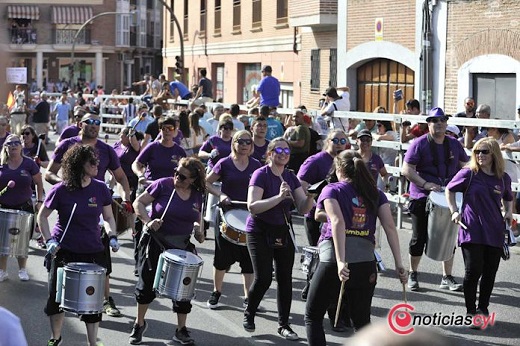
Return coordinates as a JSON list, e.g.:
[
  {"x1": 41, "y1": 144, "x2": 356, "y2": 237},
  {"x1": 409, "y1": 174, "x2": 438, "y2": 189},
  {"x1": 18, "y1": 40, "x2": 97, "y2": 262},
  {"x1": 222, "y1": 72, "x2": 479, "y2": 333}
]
[
  {"x1": 38, "y1": 144, "x2": 119, "y2": 346},
  {"x1": 130, "y1": 157, "x2": 207, "y2": 345}
]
